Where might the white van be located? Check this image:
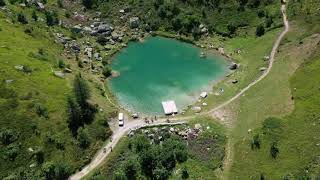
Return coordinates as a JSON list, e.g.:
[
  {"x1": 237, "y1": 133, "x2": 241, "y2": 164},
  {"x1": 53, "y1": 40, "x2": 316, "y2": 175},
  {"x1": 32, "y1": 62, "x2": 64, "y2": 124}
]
[{"x1": 118, "y1": 113, "x2": 124, "y2": 126}]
